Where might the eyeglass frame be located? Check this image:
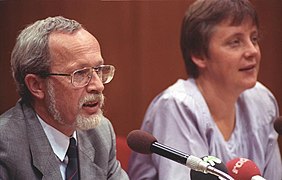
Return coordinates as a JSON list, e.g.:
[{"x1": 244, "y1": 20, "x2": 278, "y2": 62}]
[{"x1": 40, "y1": 64, "x2": 115, "y2": 88}]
